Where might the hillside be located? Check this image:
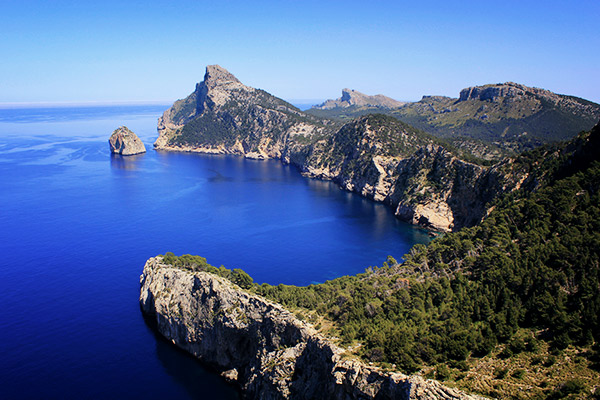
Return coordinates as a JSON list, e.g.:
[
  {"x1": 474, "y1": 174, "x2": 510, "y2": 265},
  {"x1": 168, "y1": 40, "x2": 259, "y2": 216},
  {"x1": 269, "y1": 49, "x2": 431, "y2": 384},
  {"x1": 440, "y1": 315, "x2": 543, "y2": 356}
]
[
  {"x1": 306, "y1": 82, "x2": 600, "y2": 160},
  {"x1": 156, "y1": 120, "x2": 600, "y2": 399}
]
